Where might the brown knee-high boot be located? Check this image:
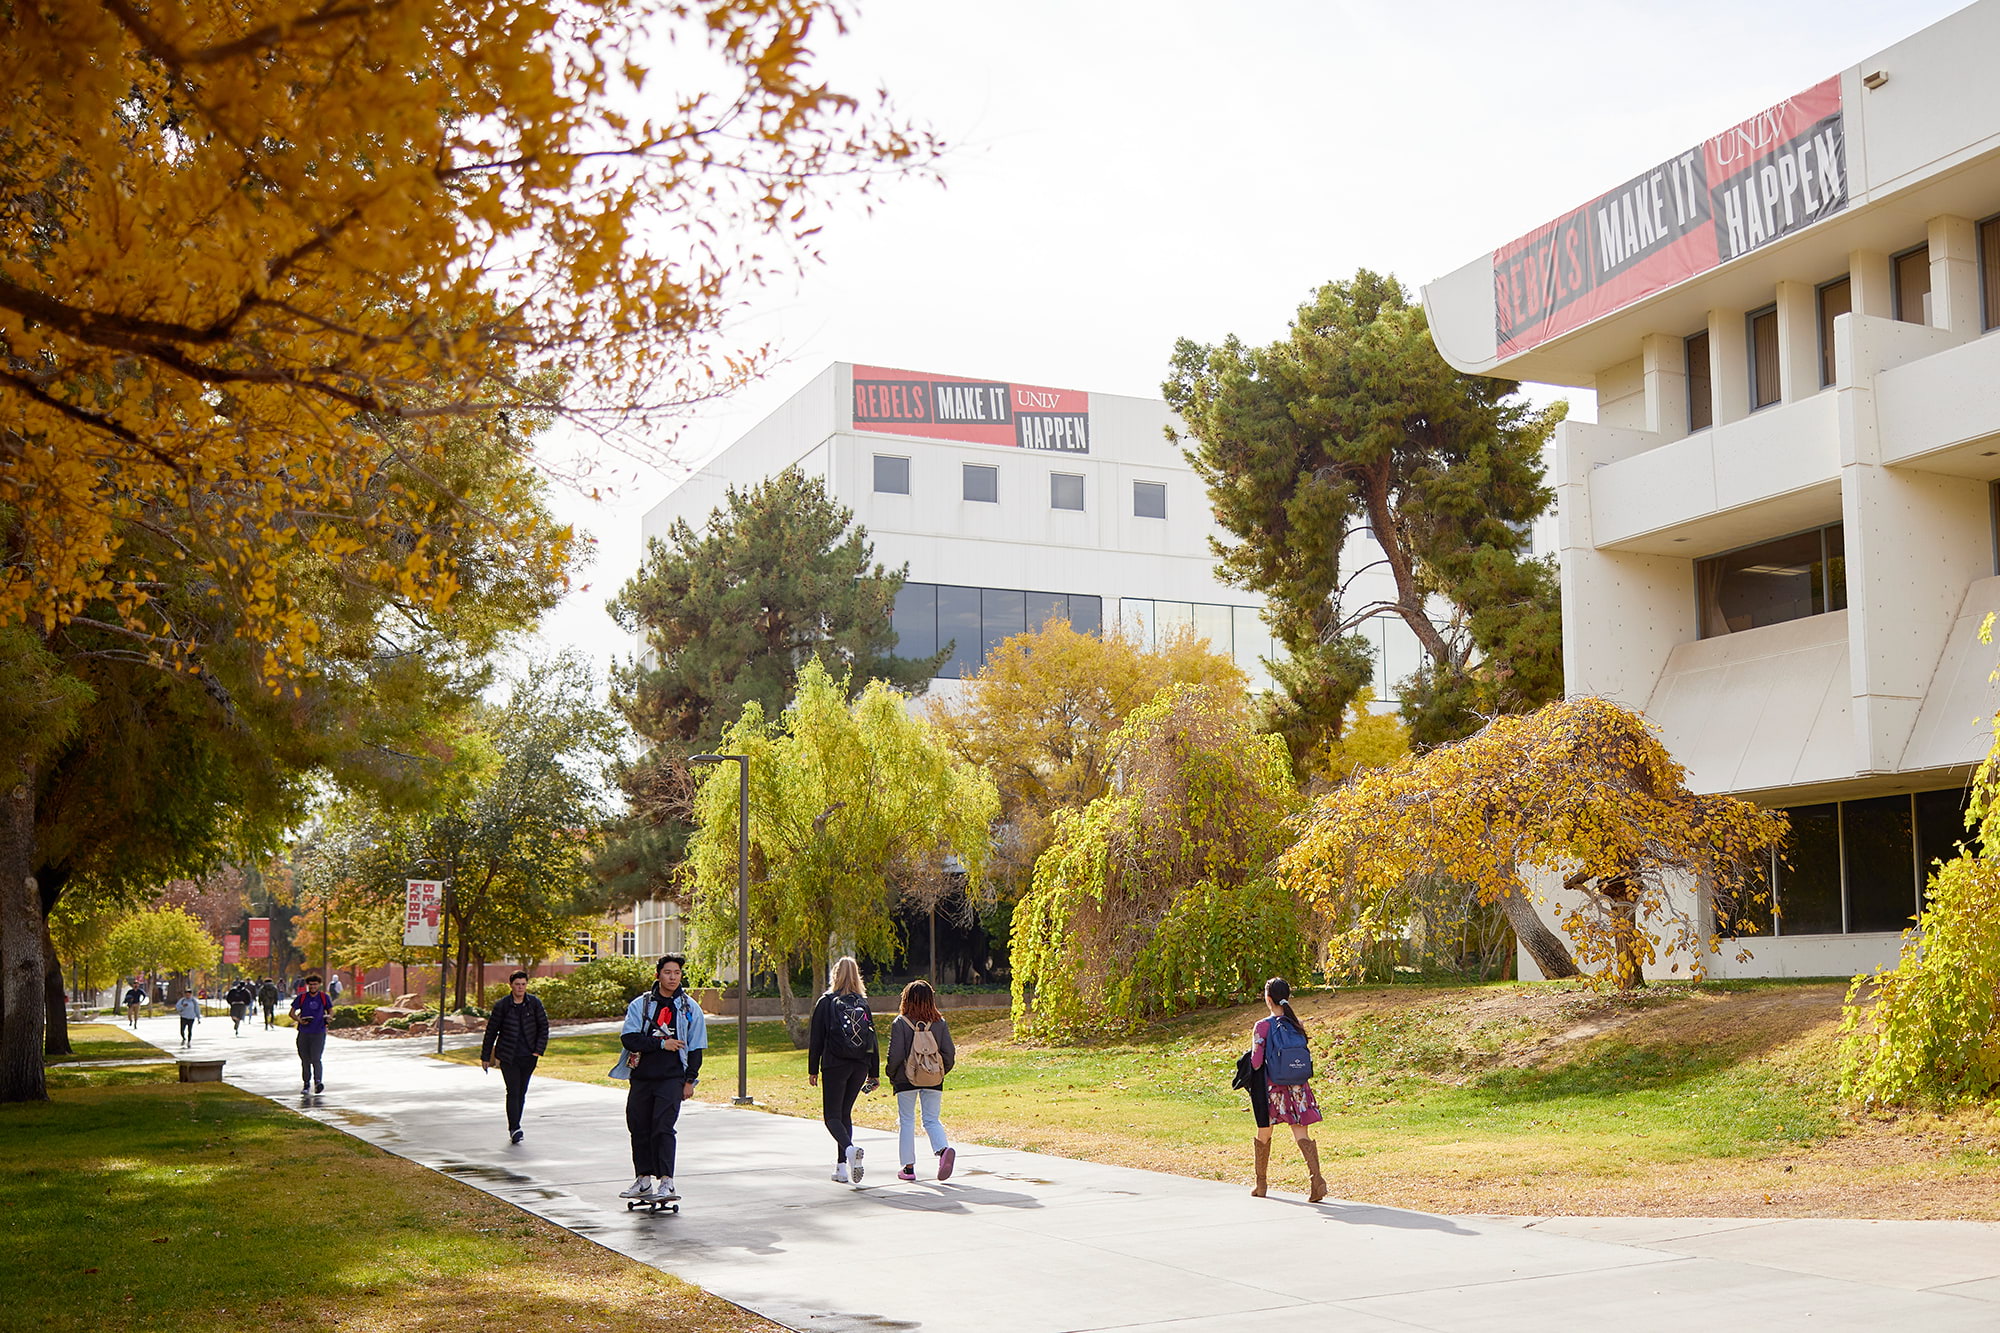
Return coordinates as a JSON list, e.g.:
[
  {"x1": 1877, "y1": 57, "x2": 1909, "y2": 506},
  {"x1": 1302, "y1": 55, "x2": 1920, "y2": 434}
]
[
  {"x1": 1251, "y1": 1138, "x2": 1270, "y2": 1197},
  {"x1": 1299, "y1": 1138, "x2": 1328, "y2": 1203}
]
